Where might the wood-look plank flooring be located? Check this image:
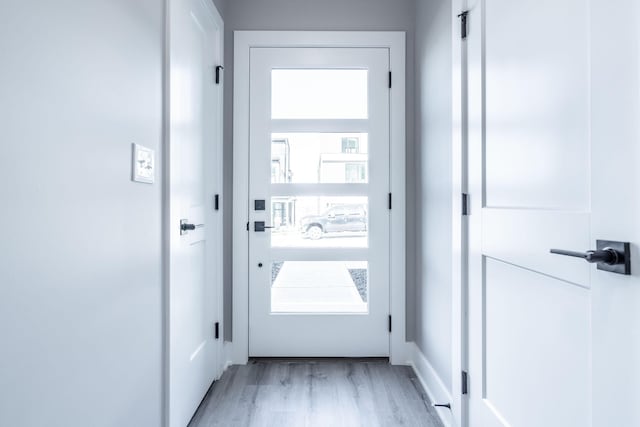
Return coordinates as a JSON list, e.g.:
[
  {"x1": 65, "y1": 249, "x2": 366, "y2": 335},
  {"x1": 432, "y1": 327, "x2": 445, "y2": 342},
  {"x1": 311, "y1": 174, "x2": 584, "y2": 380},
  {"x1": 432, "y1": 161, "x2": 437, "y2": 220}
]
[{"x1": 188, "y1": 358, "x2": 445, "y2": 427}]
